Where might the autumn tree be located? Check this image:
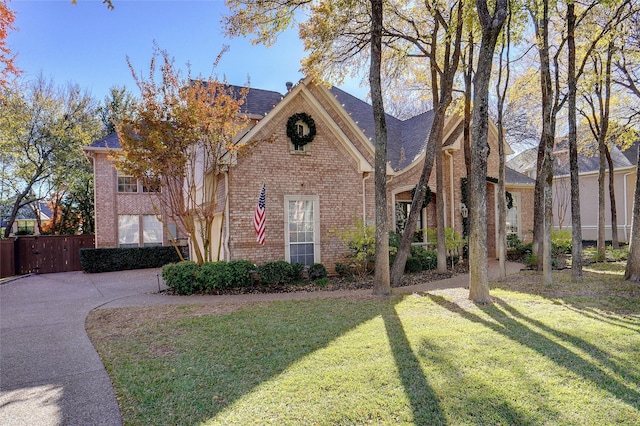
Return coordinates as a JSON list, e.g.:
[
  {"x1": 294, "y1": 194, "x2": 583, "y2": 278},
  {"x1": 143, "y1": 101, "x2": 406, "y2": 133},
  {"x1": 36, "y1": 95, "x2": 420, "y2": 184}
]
[
  {"x1": 0, "y1": 0, "x2": 19, "y2": 91},
  {"x1": 115, "y1": 47, "x2": 248, "y2": 265},
  {"x1": 0, "y1": 77, "x2": 101, "y2": 238}
]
